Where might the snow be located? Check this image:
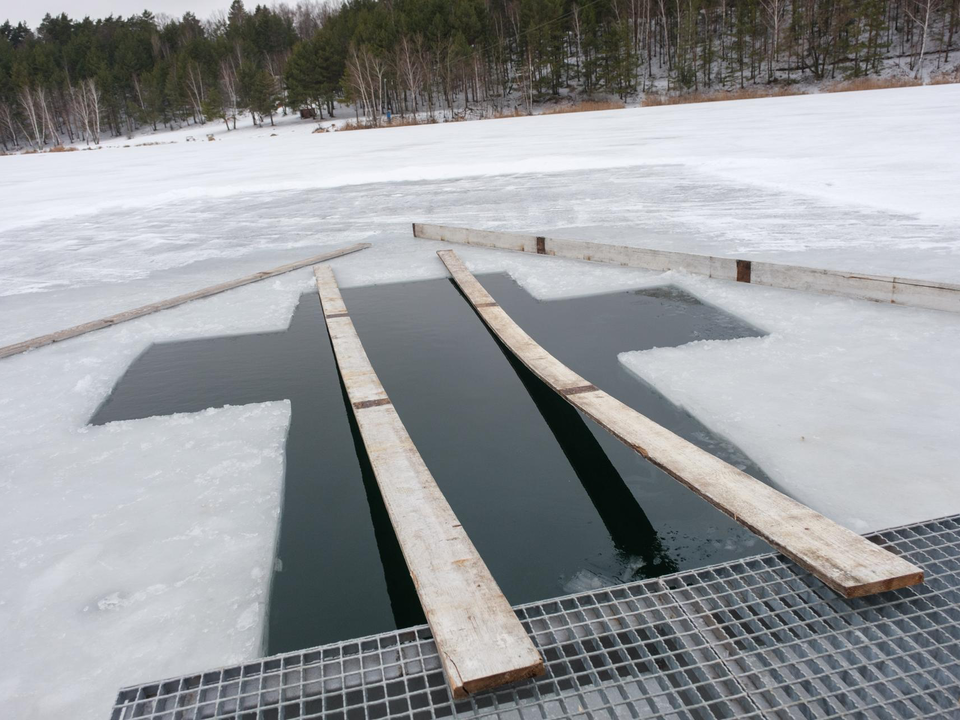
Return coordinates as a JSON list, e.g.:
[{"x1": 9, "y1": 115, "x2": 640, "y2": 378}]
[
  {"x1": 1, "y1": 84, "x2": 960, "y2": 719},
  {"x1": 3, "y1": 401, "x2": 288, "y2": 717},
  {"x1": 0, "y1": 273, "x2": 303, "y2": 718},
  {"x1": 2, "y1": 84, "x2": 959, "y2": 235},
  {"x1": 620, "y1": 275, "x2": 960, "y2": 533}
]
